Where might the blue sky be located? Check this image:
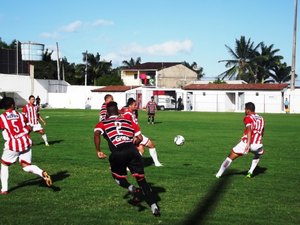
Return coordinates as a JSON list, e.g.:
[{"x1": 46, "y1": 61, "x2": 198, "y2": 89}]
[{"x1": 0, "y1": 0, "x2": 299, "y2": 82}]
